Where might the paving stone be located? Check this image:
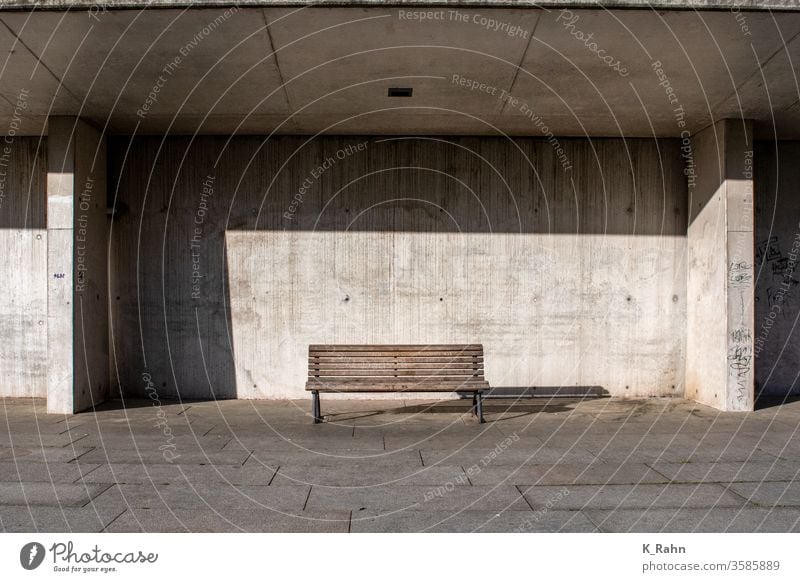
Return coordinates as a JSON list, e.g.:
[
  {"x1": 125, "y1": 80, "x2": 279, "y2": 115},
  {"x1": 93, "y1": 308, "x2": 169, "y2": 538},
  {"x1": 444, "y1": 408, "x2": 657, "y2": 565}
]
[
  {"x1": 589, "y1": 443, "x2": 777, "y2": 464},
  {"x1": 245, "y1": 449, "x2": 422, "y2": 467},
  {"x1": 78, "y1": 435, "x2": 232, "y2": 450},
  {"x1": 76, "y1": 449, "x2": 250, "y2": 465},
  {"x1": 306, "y1": 485, "x2": 528, "y2": 512},
  {"x1": 726, "y1": 481, "x2": 800, "y2": 507},
  {"x1": 469, "y1": 462, "x2": 669, "y2": 486},
  {"x1": 104, "y1": 508, "x2": 350, "y2": 532},
  {"x1": 421, "y1": 446, "x2": 598, "y2": 466},
  {"x1": 0, "y1": 482, "x2": 110, "y2": 507},
  {"x1": 0, "y1": 446, "x2": 94, "y2": 463},
  {"x1": 2, "y1": 421, "x2": 86, "y2": 435},
  {"x1": 520, "y1": 483, "x2": 748, "y2": 511},
  {"x1": 0, "y1": 433, "x2": 89, "y2": 447},
  {"x1": 271, "y1": 464, "x2": 467, "y2": 488},
  {"x1": 1, "y1": 397, "x2": 799, "y2": 532},
  {"x1": 224, "y1": 439, "x2": 385, "y2": 453},
  {"x1": 89, "y1": 482, "x2": 310, "y2": 512},
  {"x1": 350, "y1": 509, "x2": 597, "y2": 532},
  {"x1": 587, "y1": 507, "x2": 800, "y2": 532},
  {"x1": 77, "y1": 463, "x2": 278, "y2": 486},
  {"x1": 650, "y1": 460, "x2": 800, "y2": 483},
  {"x1": 0, "y1": 461, "x2": 100, "y2": 483},
  {"x1": 0, "y1": 505, "x2": 123, "y2": 532},
  {"x1": 384, "y1": 432, "x2": 521, "y2": 451},
  {"x1": 753, "y1": 441, "x2": 800, "y2": 460}
]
